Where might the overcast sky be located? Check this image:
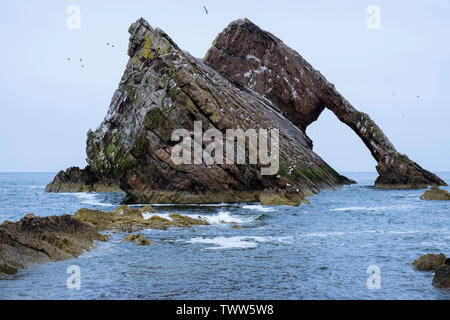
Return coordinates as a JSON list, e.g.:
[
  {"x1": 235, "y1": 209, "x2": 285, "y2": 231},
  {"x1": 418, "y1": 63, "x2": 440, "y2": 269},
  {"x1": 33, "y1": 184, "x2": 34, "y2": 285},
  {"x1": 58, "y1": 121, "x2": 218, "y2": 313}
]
[{"x1": 0, "y1": 0, "x2": 449, "y2": 173}]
